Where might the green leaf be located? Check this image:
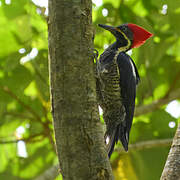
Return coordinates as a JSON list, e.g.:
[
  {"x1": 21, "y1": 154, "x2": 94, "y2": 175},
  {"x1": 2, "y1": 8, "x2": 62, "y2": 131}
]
[{"x1": 2, "y1": 0, "x2": 27, "y2": 19}]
